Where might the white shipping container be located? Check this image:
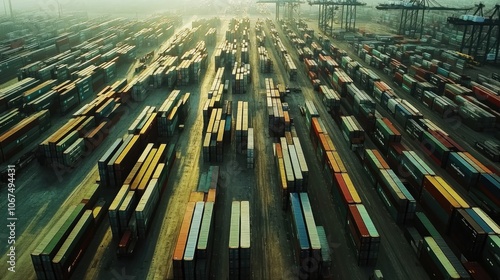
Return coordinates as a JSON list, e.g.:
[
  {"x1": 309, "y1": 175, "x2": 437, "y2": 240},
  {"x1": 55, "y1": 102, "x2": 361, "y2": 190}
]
[{"x1": 135, "y1": 179, "x2": 160, "y2": 238}]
